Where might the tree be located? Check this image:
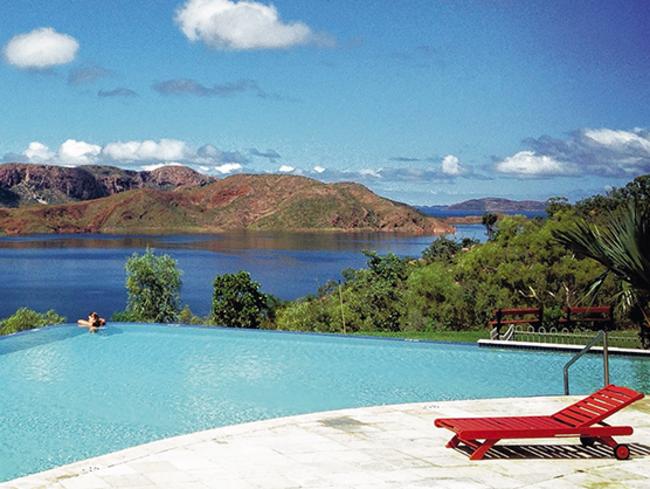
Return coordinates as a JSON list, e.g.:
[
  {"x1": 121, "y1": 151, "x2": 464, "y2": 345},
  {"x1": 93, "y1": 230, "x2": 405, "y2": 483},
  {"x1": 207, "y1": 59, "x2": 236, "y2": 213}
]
[
  {"x1": 545, "y1": 196, "x2": 571, "y2": 217},
  {"x1": 341, "y1": 251, "x2": 409, "y2": 331},
  {"x1": 211, "y1": 271, "x2": 272, "y2": 328},
  {"x1": 124, "y1": 248, "x2": 182, "y2": 323},
  {"x1": 553, "y1": 203, "x2": 650, "y2": 347},
  {"x1": 575, "y1": 175, "x2": 650, "y2": 220},
  {"x1": 481, "y1": 212, "x2": 498, "y2": 240},
  {"x1": 421, "y1": 236, "x2": 462, "y2": 263},
  {"x1": 0, "y1": 308, "x2": 65, "y2": 335}
]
